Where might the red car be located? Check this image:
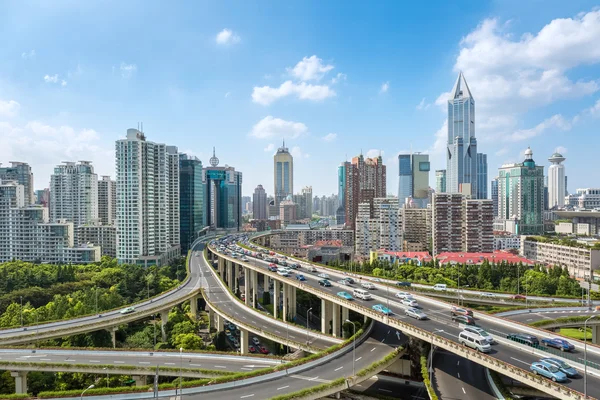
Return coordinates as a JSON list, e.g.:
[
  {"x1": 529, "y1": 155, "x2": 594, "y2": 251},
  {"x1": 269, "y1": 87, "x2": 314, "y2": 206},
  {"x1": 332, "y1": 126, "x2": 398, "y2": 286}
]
[
  {"x1": 268, "y1": 264, "x2": 278, "y2": 272},
  {"x1": 248, "y1": 346, "x2": 256, "y2": 353},
  {"x1": 511, "y1": 294, "x2": 526, "y2": 300},
  {"x1": 451, "y1": 306, "x2": 473, "y2": 317},
  {"x1": 259, "y1": 346, "x2": 269, "y2": 354}
]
